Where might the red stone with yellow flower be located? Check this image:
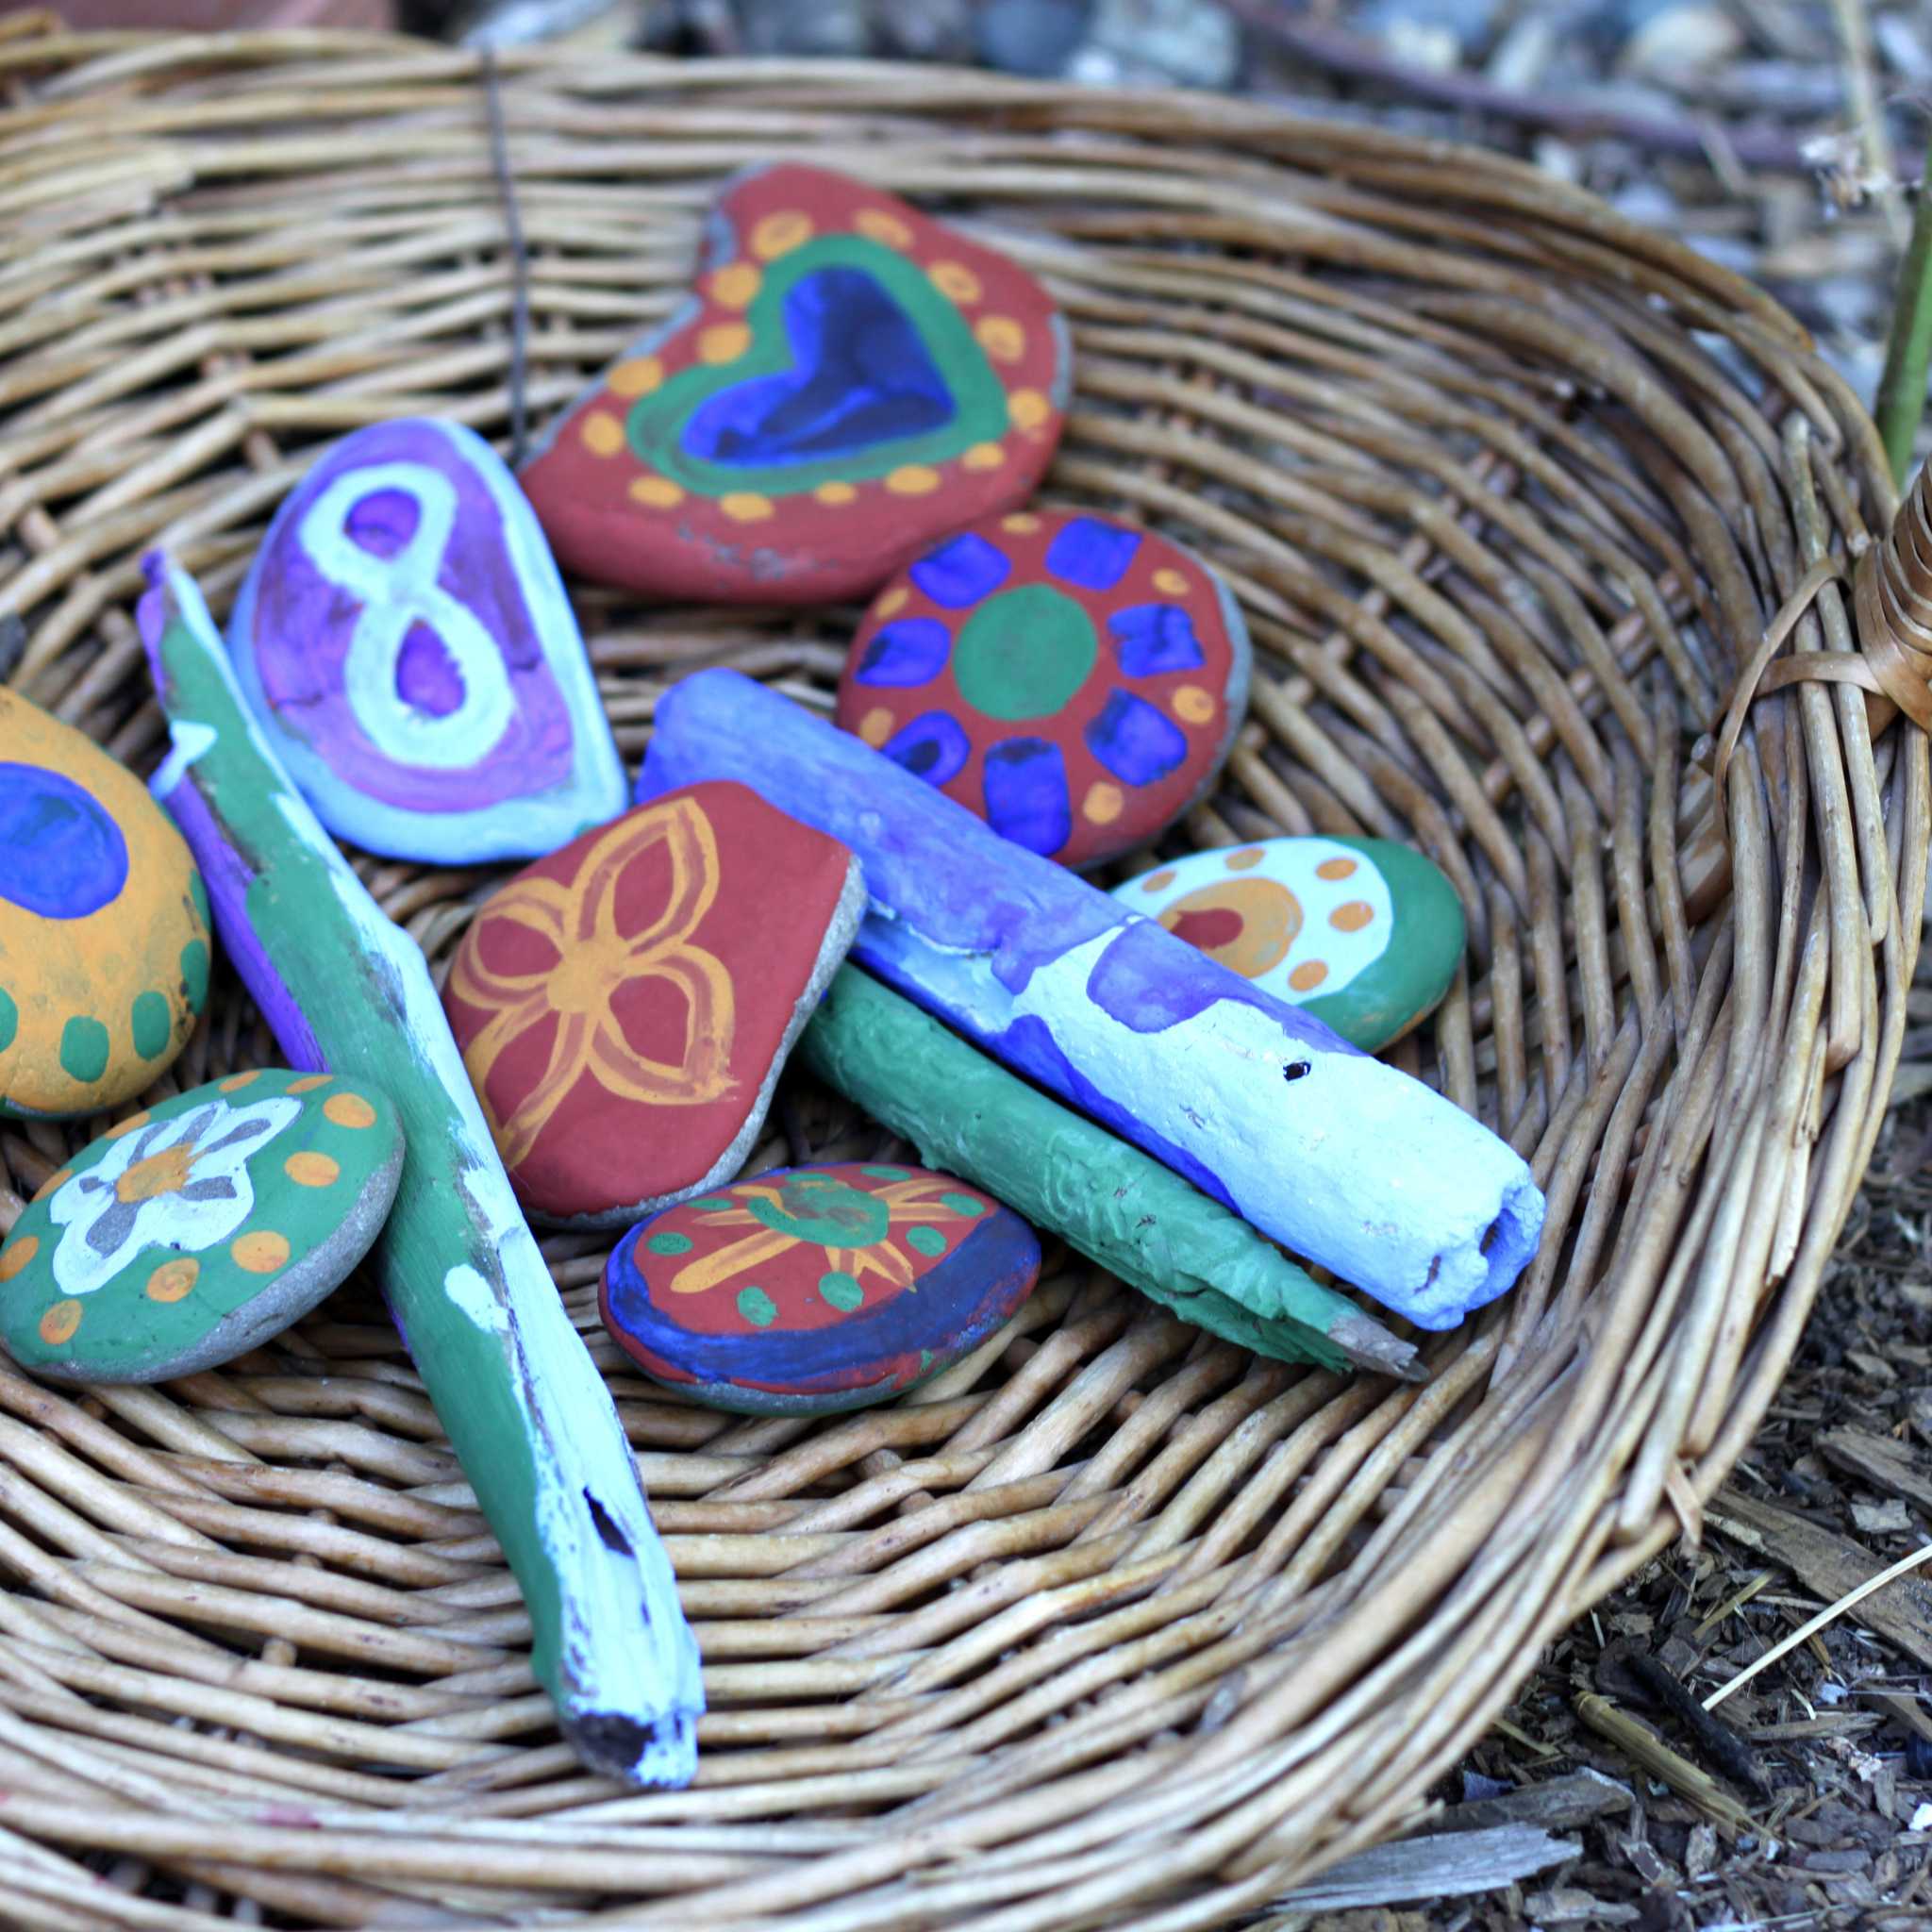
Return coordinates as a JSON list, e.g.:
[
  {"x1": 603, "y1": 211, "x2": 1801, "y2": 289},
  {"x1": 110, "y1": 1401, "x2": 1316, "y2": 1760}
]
[{"x1": 441, "y1": 781, "x2": 865, "y2": 1225}]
